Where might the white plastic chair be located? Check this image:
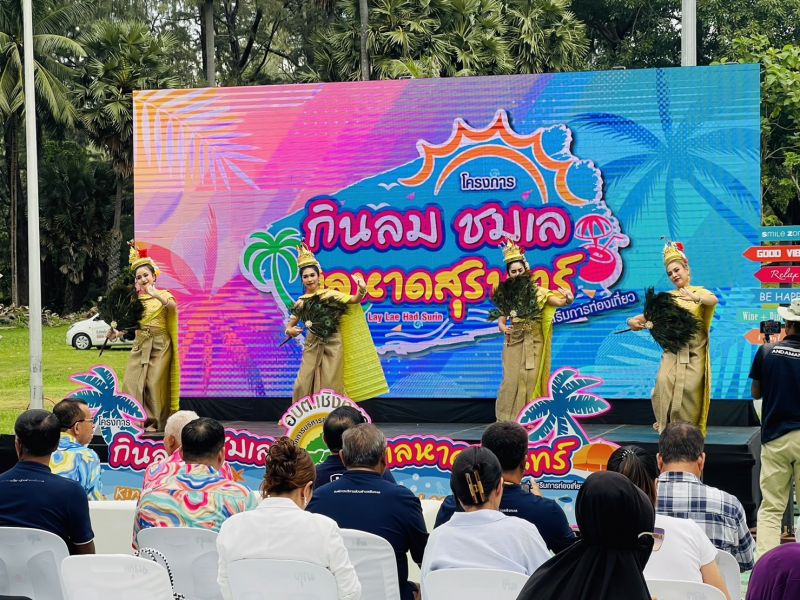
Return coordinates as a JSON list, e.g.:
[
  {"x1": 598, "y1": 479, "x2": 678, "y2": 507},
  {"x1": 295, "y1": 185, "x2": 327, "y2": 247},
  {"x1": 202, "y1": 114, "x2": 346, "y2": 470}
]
[
  {"x1": 137, "y1": 527, "x2": 223, "y2": 600},
  {"x1": 423, "y1": 568, "x2": 530, "y2": 600},
  {"x1": 61, "y1": 554, "x2": 174, "y2": 600},
  {"x1": 341, "y1": 529, "x2": 401, "y2": 600},
  {"x1": 715, "y1": 550, "x2": 741, "y2": 600},
  {"x1": 0, "y1": 527, "x2": 69, "y2": 600},
  {"x1": 226, "y1": 559, "x2": 338, "y2": 600},
  {"x1": 88, "y1": 500, "x2": 138, "y2": 554},
  {"x1": 646, "y1": 579, "x2": 727, "y2": 600}
]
